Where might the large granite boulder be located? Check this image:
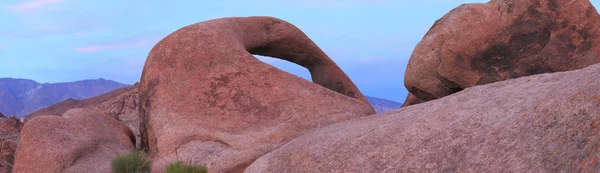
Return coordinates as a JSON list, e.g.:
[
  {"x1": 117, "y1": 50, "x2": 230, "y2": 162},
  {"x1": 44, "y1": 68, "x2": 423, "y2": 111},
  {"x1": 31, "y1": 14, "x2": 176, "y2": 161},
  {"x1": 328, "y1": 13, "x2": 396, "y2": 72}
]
[
  {"x1": 140, "y1": 16, "x2": 375, "y2": 172},
  {"x1": 403, "y1": 0, "x2": 600, "y2": 106},
  {"x1": 246, "y1": 62, "x2": 600, "y2": 172},
  {"x1": 13, "y1": 109, "x2": 135, "y2": 173}
]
